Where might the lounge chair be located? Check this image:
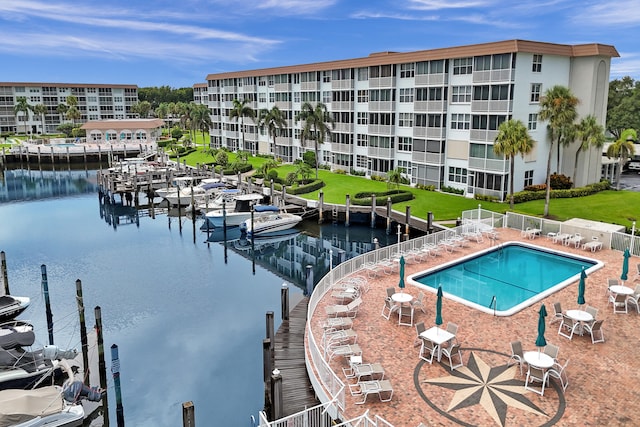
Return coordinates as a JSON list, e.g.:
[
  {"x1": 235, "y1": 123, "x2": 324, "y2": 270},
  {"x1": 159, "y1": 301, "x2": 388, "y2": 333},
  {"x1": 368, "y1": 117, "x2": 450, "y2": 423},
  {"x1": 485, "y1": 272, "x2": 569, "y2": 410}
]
[
  {"x1": 349, "y1": 379, "x2": 394, "y2": 404},
  {"x1": 351, "y1": 363, "x2": 385, "y2": 382},
  {"x1": 508, "y1": 341, "x2": 525, "y2": 375},
  {"x1": 441, "y1": 344, "x2": 464, "y2": 371},
  {"x1": 330, "y1": 289, "x2": 358, "y2": 303},
  {"x1": 582, "y1": 319, "x2": 605, "y2": 344},
  {"x1": 550, "y1": 302, "x2": 563, "y2": 324},
  {"x1": 558, "y1": 314, "x2": 580, "y2": 340},
  {"x1": 322, "y1": 328, "x2": 357, "y2": 349},
  {"x1": 524, "y1": 365, "x2": 550, "y2": 396},
  {"x1": 327, "y1": 343, "x2": 362, "y2": 362},
  {"x1": 547, "y1": 359, "x2": 569, "y2": 392},
  {"x1": 325, "y1": 297, "x2": 362, "y2": 318}
]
